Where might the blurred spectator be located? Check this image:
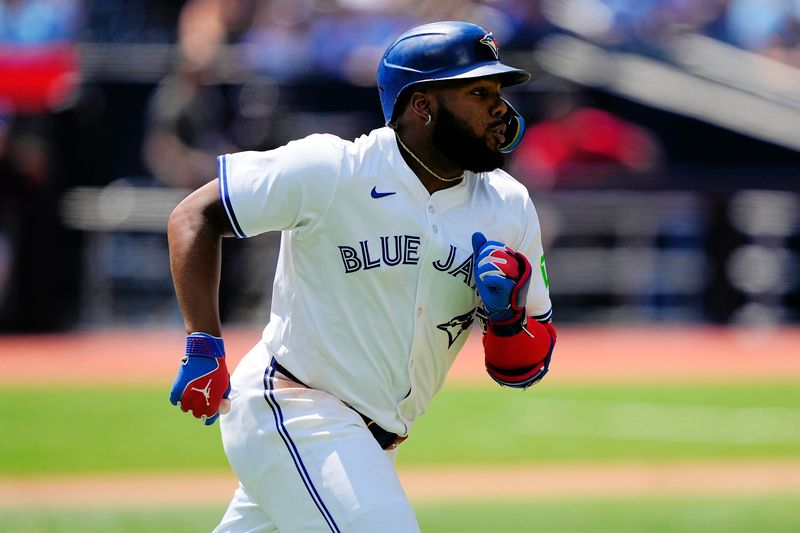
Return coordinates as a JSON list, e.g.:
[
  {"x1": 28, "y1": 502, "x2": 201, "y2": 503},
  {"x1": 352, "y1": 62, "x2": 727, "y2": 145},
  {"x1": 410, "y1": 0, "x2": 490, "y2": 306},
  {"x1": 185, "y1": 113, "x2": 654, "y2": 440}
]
[
  {"x1": 140, "y1": 0, "x2": 259, "y2": 325},
  {"x1": 142, "y1": 0, "x2": 251, "y2": 188},
  {"x1": 142, "y1": 61, "x2": 236, "y2": 188},
  {"x1": 511, "y1": 93, "x2": 662, "y2": 189},
  {"x1": 177, "y1": 0, "x2": 255, "y2": 67},
  {"x1": 142, "y1": 21, "x2": 247, "y2": 188}
]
